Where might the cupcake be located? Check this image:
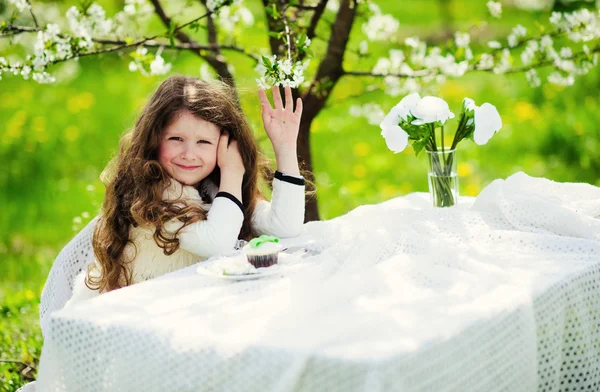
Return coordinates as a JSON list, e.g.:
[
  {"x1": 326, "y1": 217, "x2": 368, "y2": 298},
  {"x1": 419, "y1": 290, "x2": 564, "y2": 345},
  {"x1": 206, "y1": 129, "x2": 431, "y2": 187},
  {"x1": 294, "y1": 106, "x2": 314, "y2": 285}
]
[{"x1": 243, "y1": 235, "x2": 281, "y2": 268}]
